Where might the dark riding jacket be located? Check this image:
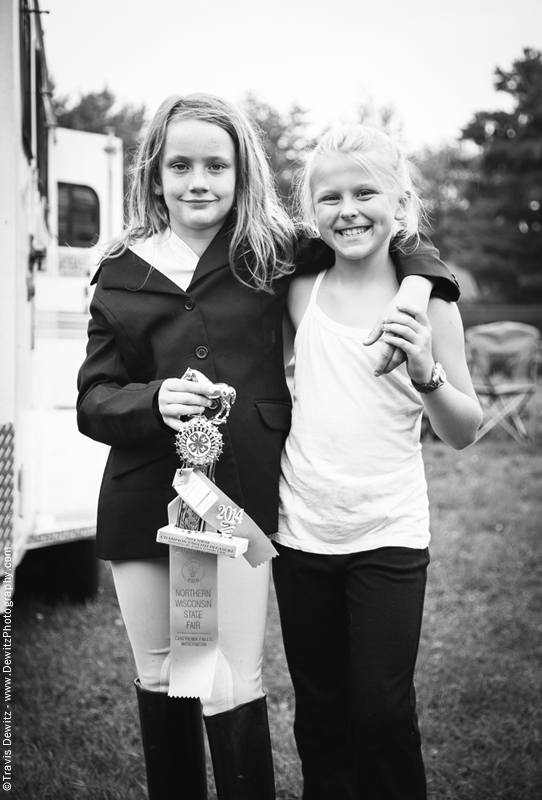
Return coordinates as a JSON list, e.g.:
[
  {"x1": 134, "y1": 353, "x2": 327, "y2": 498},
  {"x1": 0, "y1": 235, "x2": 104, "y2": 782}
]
[{"x1": 77, "y1": 228, "x2": 459, "y2": 559}]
